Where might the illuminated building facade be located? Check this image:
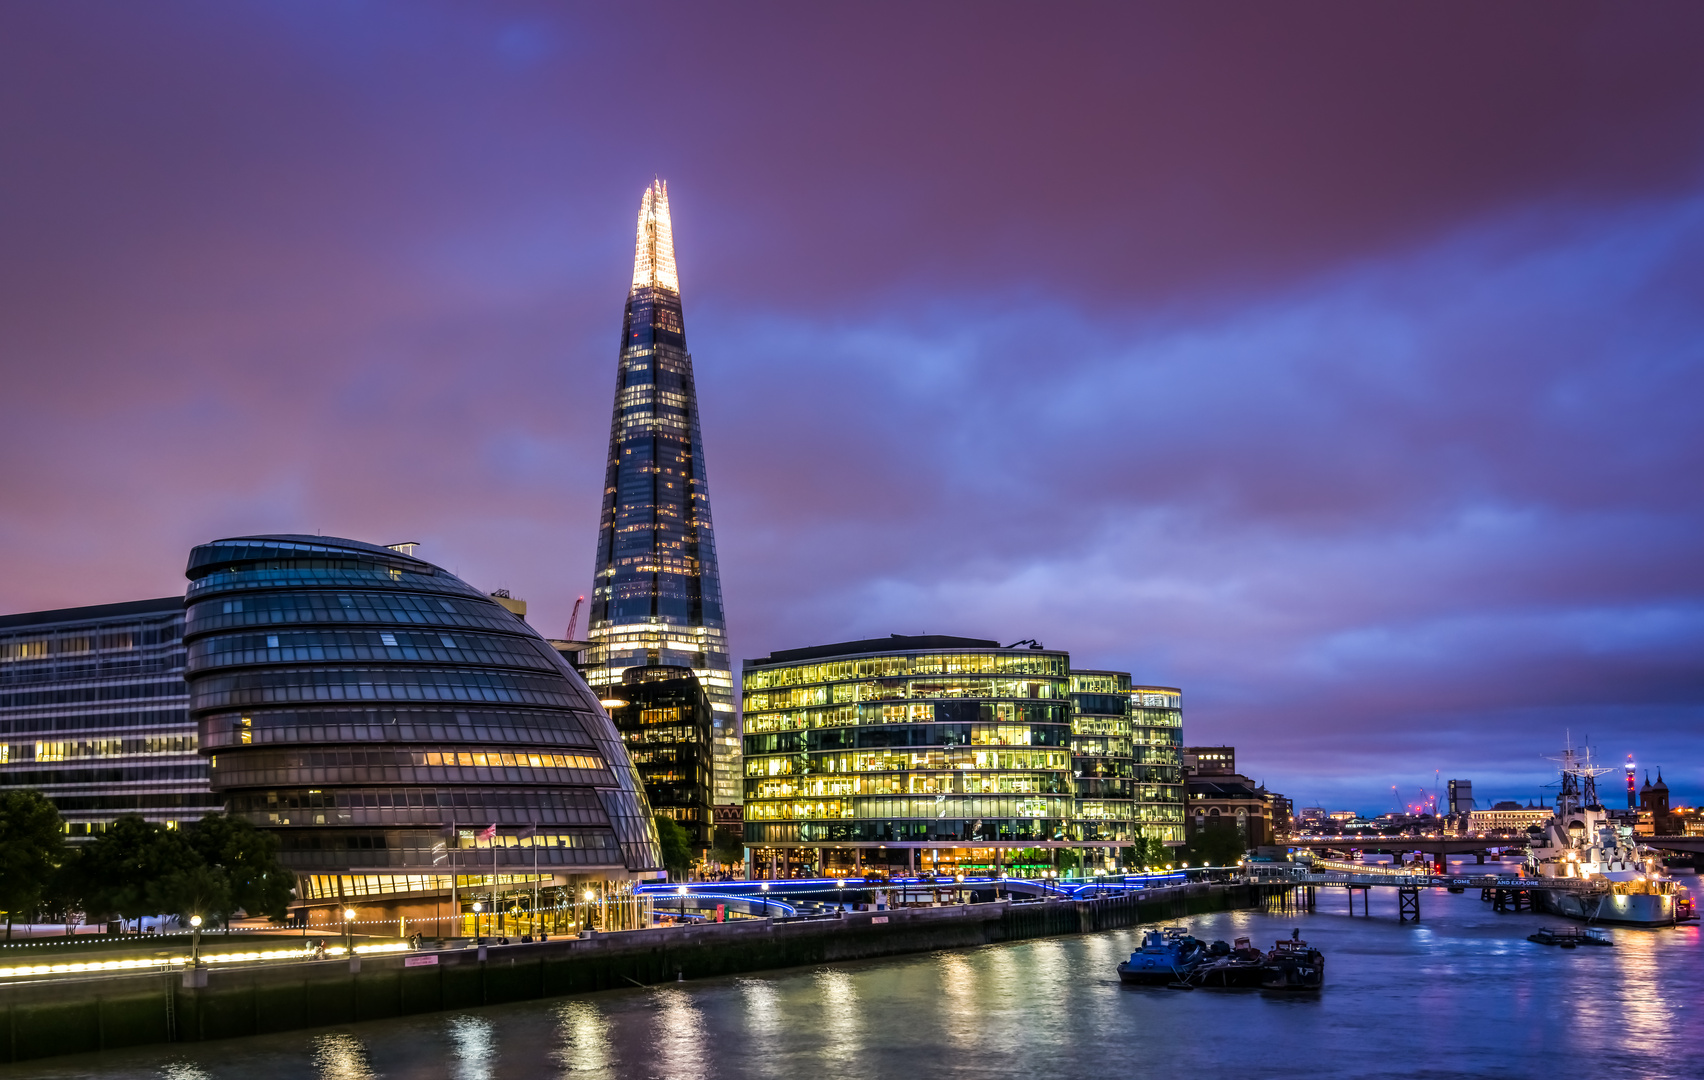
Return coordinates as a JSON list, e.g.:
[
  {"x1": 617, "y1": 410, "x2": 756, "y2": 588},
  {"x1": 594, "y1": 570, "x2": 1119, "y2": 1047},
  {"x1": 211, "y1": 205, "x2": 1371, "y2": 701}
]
[
  {"x1": 580, "y1": 180, "x2": 739, "y2": 809},
  {"x1": 0, "y1": 598, "x2": 215, "y2": 834},
  {"x1": 603, "y1": 666, "x2": 715, "y2": 848},
  {"x1": 1130, "y1": 684, "x2": 1186, "y2": 846},
  {"x1": 741, "y1": 635, "x2": 1078, "y2": 878},
  {"x1": 1067, "y1": 671, "x2": 1136, "y2": 845},
  {"x1": 183, "y1": 534, "x2": 662, "y2": 930}
]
